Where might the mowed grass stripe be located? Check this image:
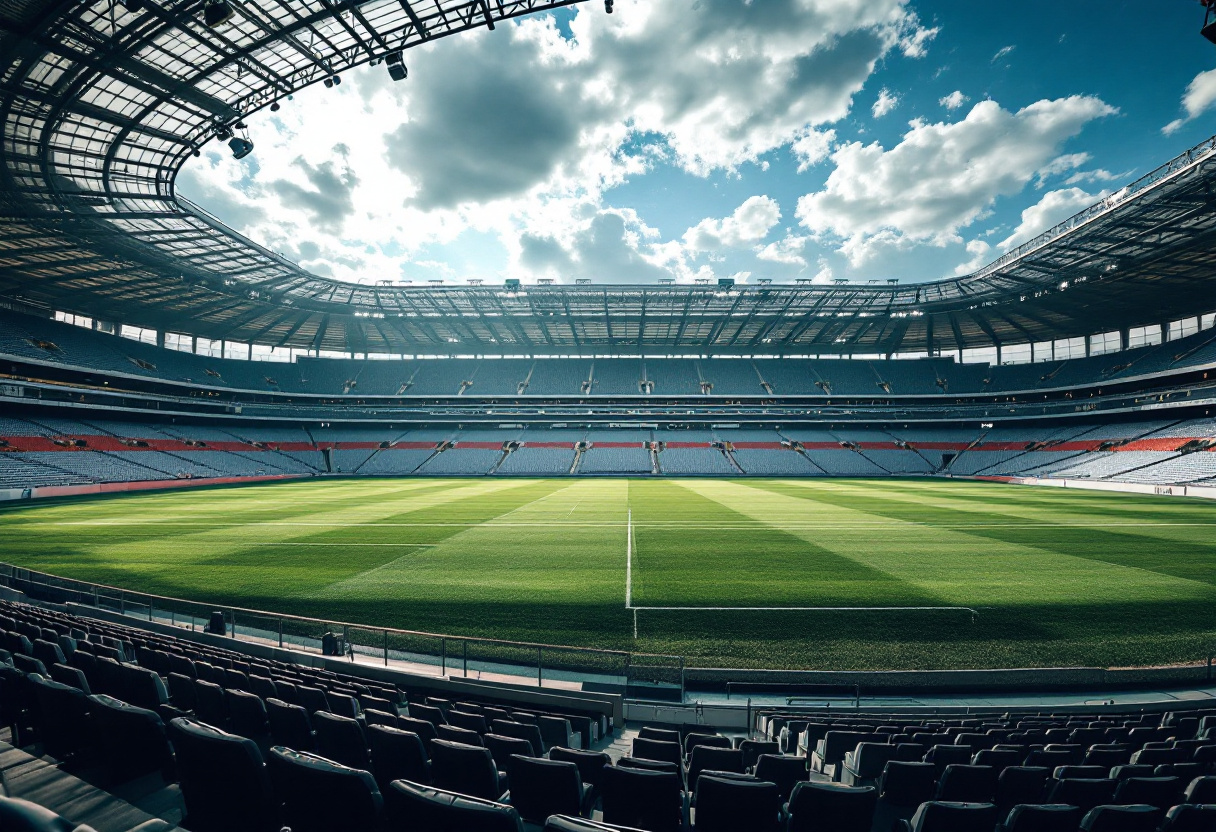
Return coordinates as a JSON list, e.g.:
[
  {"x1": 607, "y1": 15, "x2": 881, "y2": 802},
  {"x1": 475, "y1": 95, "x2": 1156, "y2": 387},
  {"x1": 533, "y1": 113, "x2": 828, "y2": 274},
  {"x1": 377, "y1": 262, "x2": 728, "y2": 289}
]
[
  {"x1": 762, "y1": 478, "x2": 1216, "y2": 588},
  {"x1": 707, "y1": 479, "x2": 1212, "y2": 607},
  {"x1": 628, "y1": 480, "x2": 939, "y2": 608}
]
